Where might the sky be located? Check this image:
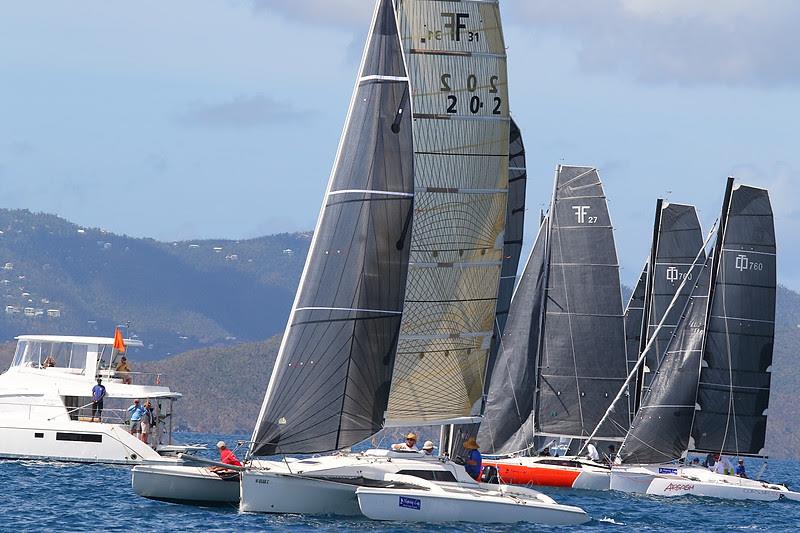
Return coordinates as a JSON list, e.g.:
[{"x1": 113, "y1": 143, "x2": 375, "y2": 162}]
[{"x1": 1, "y1": 0, "x2": 798, "y2": 288}]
